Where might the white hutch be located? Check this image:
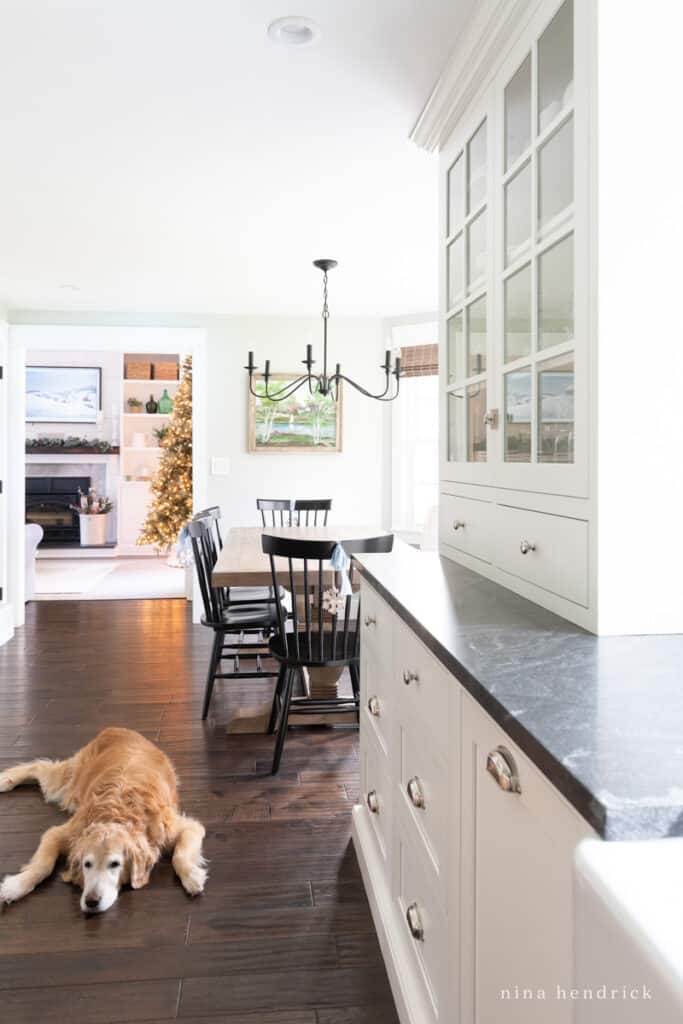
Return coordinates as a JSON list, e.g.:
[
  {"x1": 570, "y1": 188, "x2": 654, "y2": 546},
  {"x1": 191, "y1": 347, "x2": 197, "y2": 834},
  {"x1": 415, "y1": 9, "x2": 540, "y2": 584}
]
[{"x1": 415, "y1": 0, "x2": 683, "y2": 635}]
